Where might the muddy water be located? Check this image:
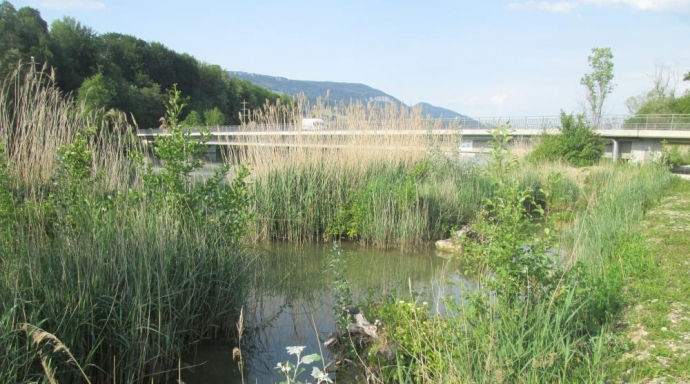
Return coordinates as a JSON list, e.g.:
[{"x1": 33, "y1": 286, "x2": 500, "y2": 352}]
[{"x1": 180, "y1": 242, "x2": 471, "y2": 383}]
